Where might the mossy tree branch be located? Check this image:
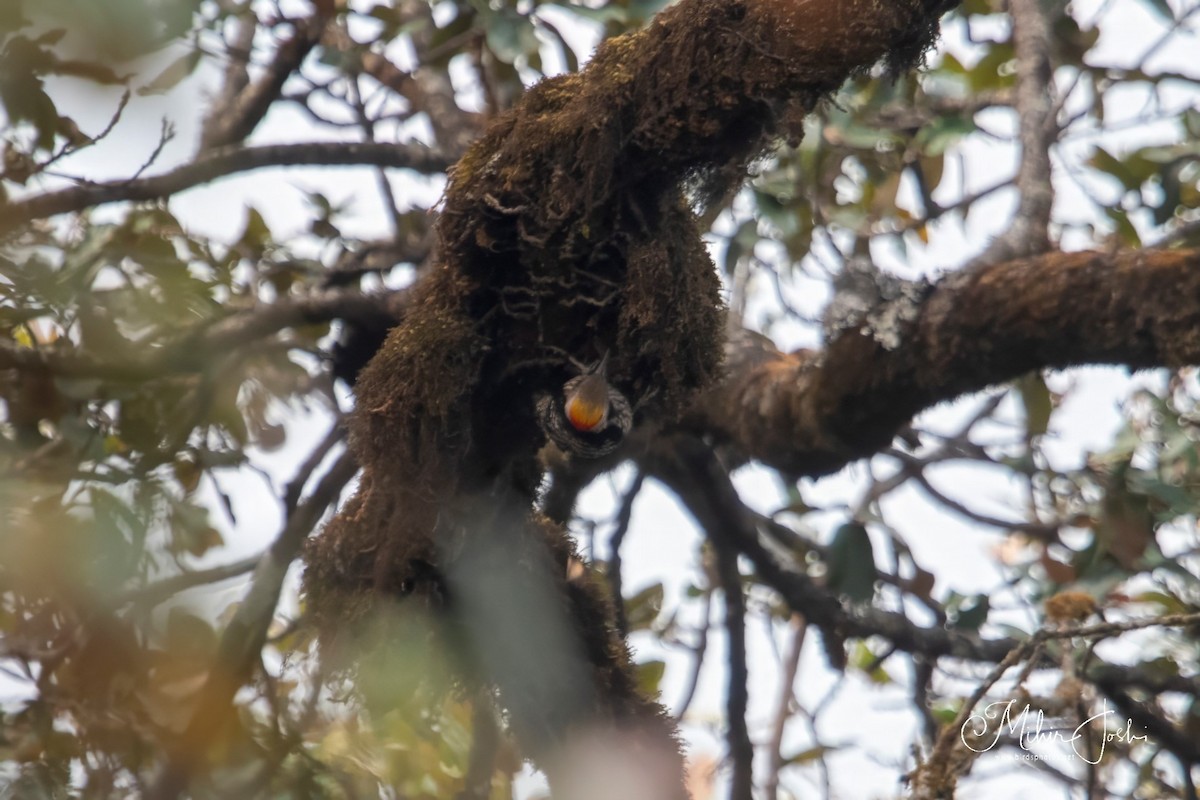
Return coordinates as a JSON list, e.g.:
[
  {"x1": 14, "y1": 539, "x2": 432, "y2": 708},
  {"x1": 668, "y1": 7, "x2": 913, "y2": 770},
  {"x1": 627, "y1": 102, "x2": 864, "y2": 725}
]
[{"x1": 695, "y1": 248, "x2": 1200, "y2": 479}]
